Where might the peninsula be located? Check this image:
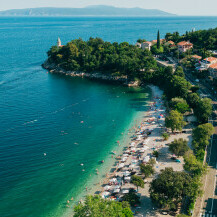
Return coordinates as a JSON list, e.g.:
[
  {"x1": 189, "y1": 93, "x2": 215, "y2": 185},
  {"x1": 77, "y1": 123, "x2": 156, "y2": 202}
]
[{"x1": 0, "y1": 6, "x2": 175, "y2": 17}]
